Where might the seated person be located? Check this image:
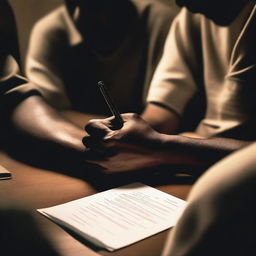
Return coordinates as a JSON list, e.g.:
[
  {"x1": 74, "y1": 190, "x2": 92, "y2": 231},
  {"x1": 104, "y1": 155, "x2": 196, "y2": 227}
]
[
  {"x1": 25, "y1": 0, "x2": 174, "y2": 115},
  {"x1": 83, "y1": 1, "x2": 256, "y2": 253},
  {"x1": 0, "y1": 2, "x2": 64, "y2": 254},
  {"x1": 0, "y1": 0, "x2": 87, "y2": 166},
  {"x1": 82, "y1": 0, "x2": 256, "y2": 174},
  {"x1": 142, "y1": 0, "x2": 256, "y2": 138},
  {"x1": 161, "y1": 142, "x2": 256, "y2": 256}
]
